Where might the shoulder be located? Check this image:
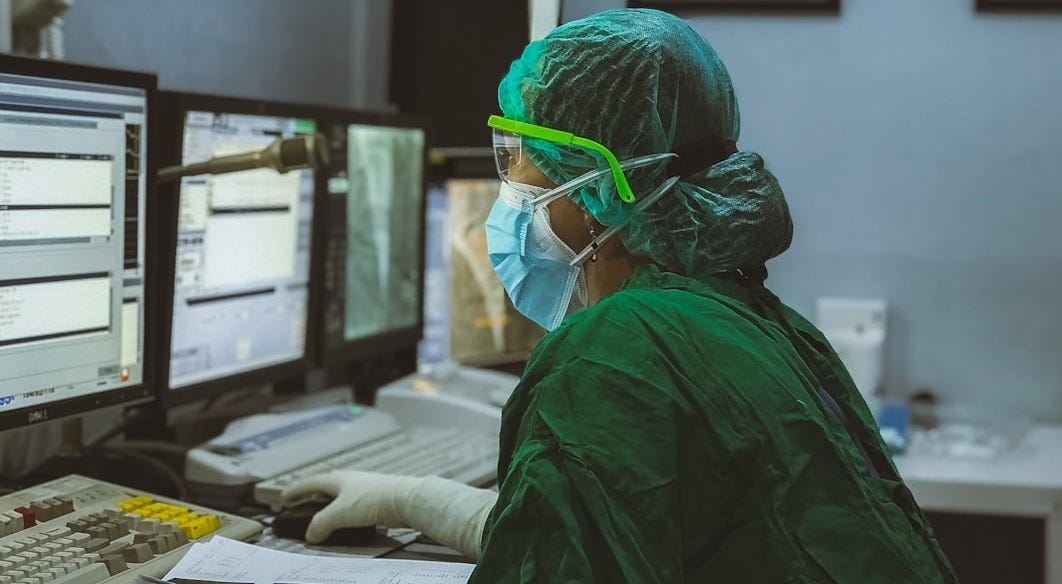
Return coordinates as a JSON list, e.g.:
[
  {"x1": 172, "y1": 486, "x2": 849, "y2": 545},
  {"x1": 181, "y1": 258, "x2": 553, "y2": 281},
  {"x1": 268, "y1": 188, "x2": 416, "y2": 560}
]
[
  {"x1": 573, "y1": 282, "x2": 735, "y2": 336},
  {"x1": 551, "y1": 277, "x2": 767, "y2": 360},
  {"x1": 519, "y1": 276, "x2": 765, "y2": 398}
]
